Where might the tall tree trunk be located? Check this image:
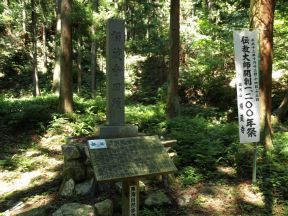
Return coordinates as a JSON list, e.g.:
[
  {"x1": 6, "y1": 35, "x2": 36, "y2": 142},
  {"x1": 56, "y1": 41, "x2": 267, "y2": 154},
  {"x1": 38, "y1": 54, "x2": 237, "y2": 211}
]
[
  {"x1": 42, "y1": 23, "x2": 47, "y2": 73},
  {"x1": 275, "y1": 93, "x2": 288, "y2": 121},
  {"x1": 250, "y1": 0, "x2": 275, "y2": 151},
  {"x1": 3, "y1": 0, "x2": 13, "y2": 36},
  {"x1": 32, "y1": 0, "x2": 40, "y2": 97},
  {"x1": 77, "y1": 38, "x2": 82, "y2": 94},
  {"x1": 167, "y1": 0, "x2": 180, "y2": 119},
  {"x1": 22, "y1": 0, "x2": 26, "y2": 35},
  {"x1": 91, "y1": 0, "x2": 98, "y2": 97},
  {"x1": 192, "y1": 0, "x2": 196, "y2": 17},
  {"x1": 52, "y1": 0, "x2": 62, "y2": 94},
  {"x1": 59, "y1": 0, "x2": 73, "y2": 113},
  {"x1": 91, "y1": 35, "x2": 97, "y2": 97}
]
